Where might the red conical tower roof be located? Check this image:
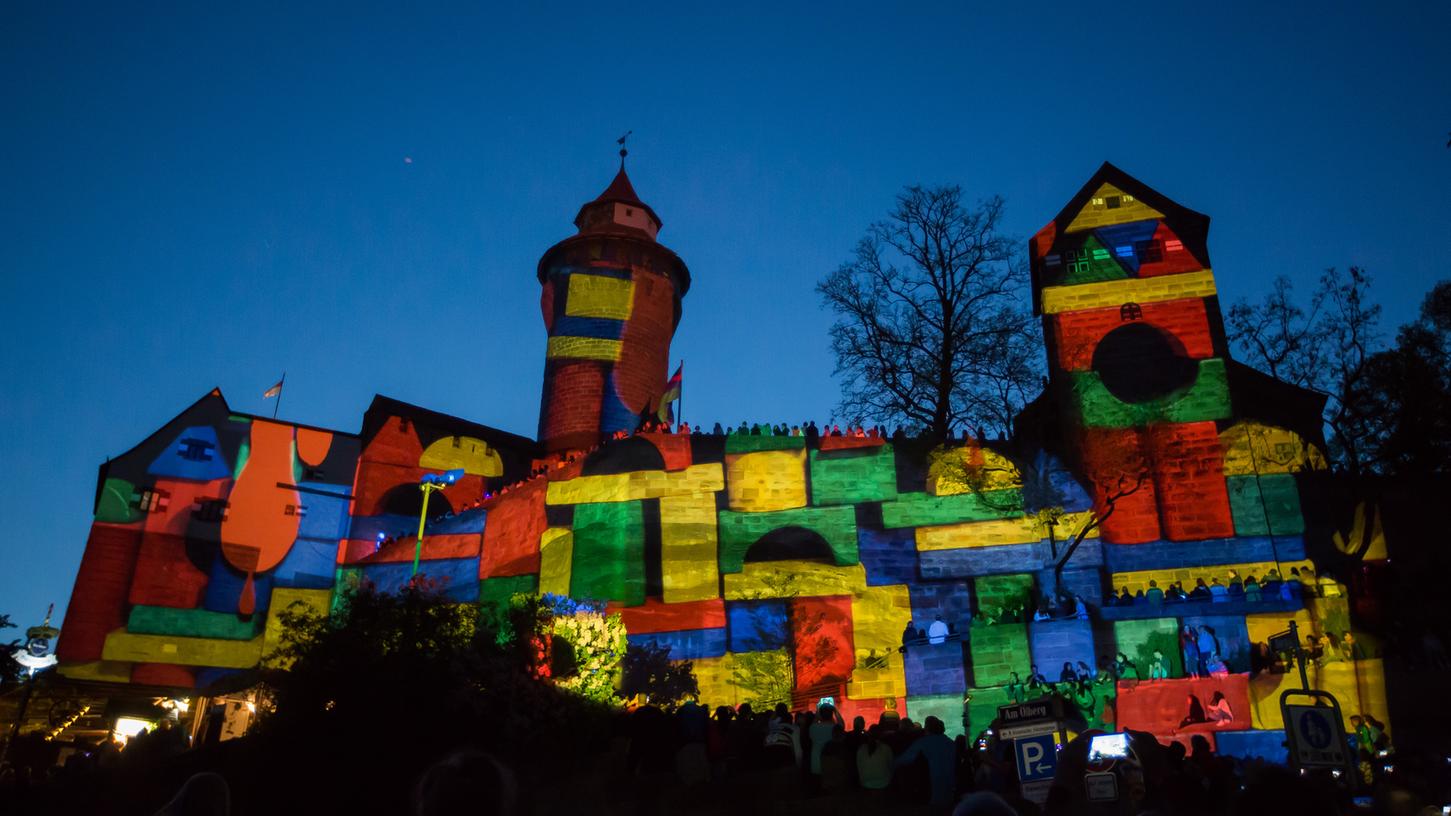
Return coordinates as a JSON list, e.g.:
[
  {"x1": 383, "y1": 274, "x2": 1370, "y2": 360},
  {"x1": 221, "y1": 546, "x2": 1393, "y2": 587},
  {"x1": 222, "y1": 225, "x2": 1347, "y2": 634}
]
[{"x1": 573, "y1": 164, "x2": 662, "y2": 238}]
